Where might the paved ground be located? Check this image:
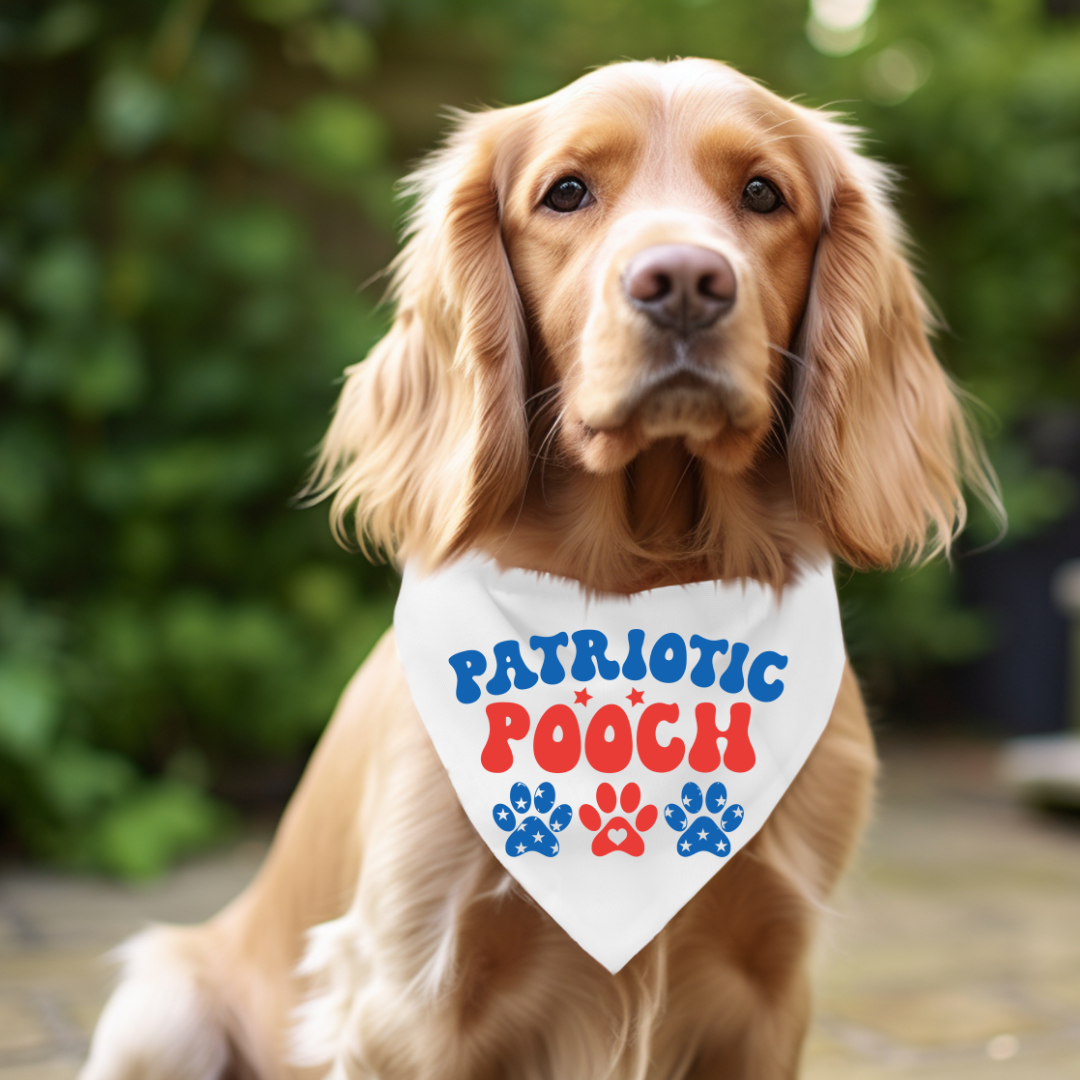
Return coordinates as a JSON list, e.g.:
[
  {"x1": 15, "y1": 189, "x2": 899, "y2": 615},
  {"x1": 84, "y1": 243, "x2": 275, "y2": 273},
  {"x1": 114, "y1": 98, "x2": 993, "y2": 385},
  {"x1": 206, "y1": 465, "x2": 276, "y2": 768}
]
[{"x1": 2, "y1": 738, "x2": 1079, "y2": 1079}]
